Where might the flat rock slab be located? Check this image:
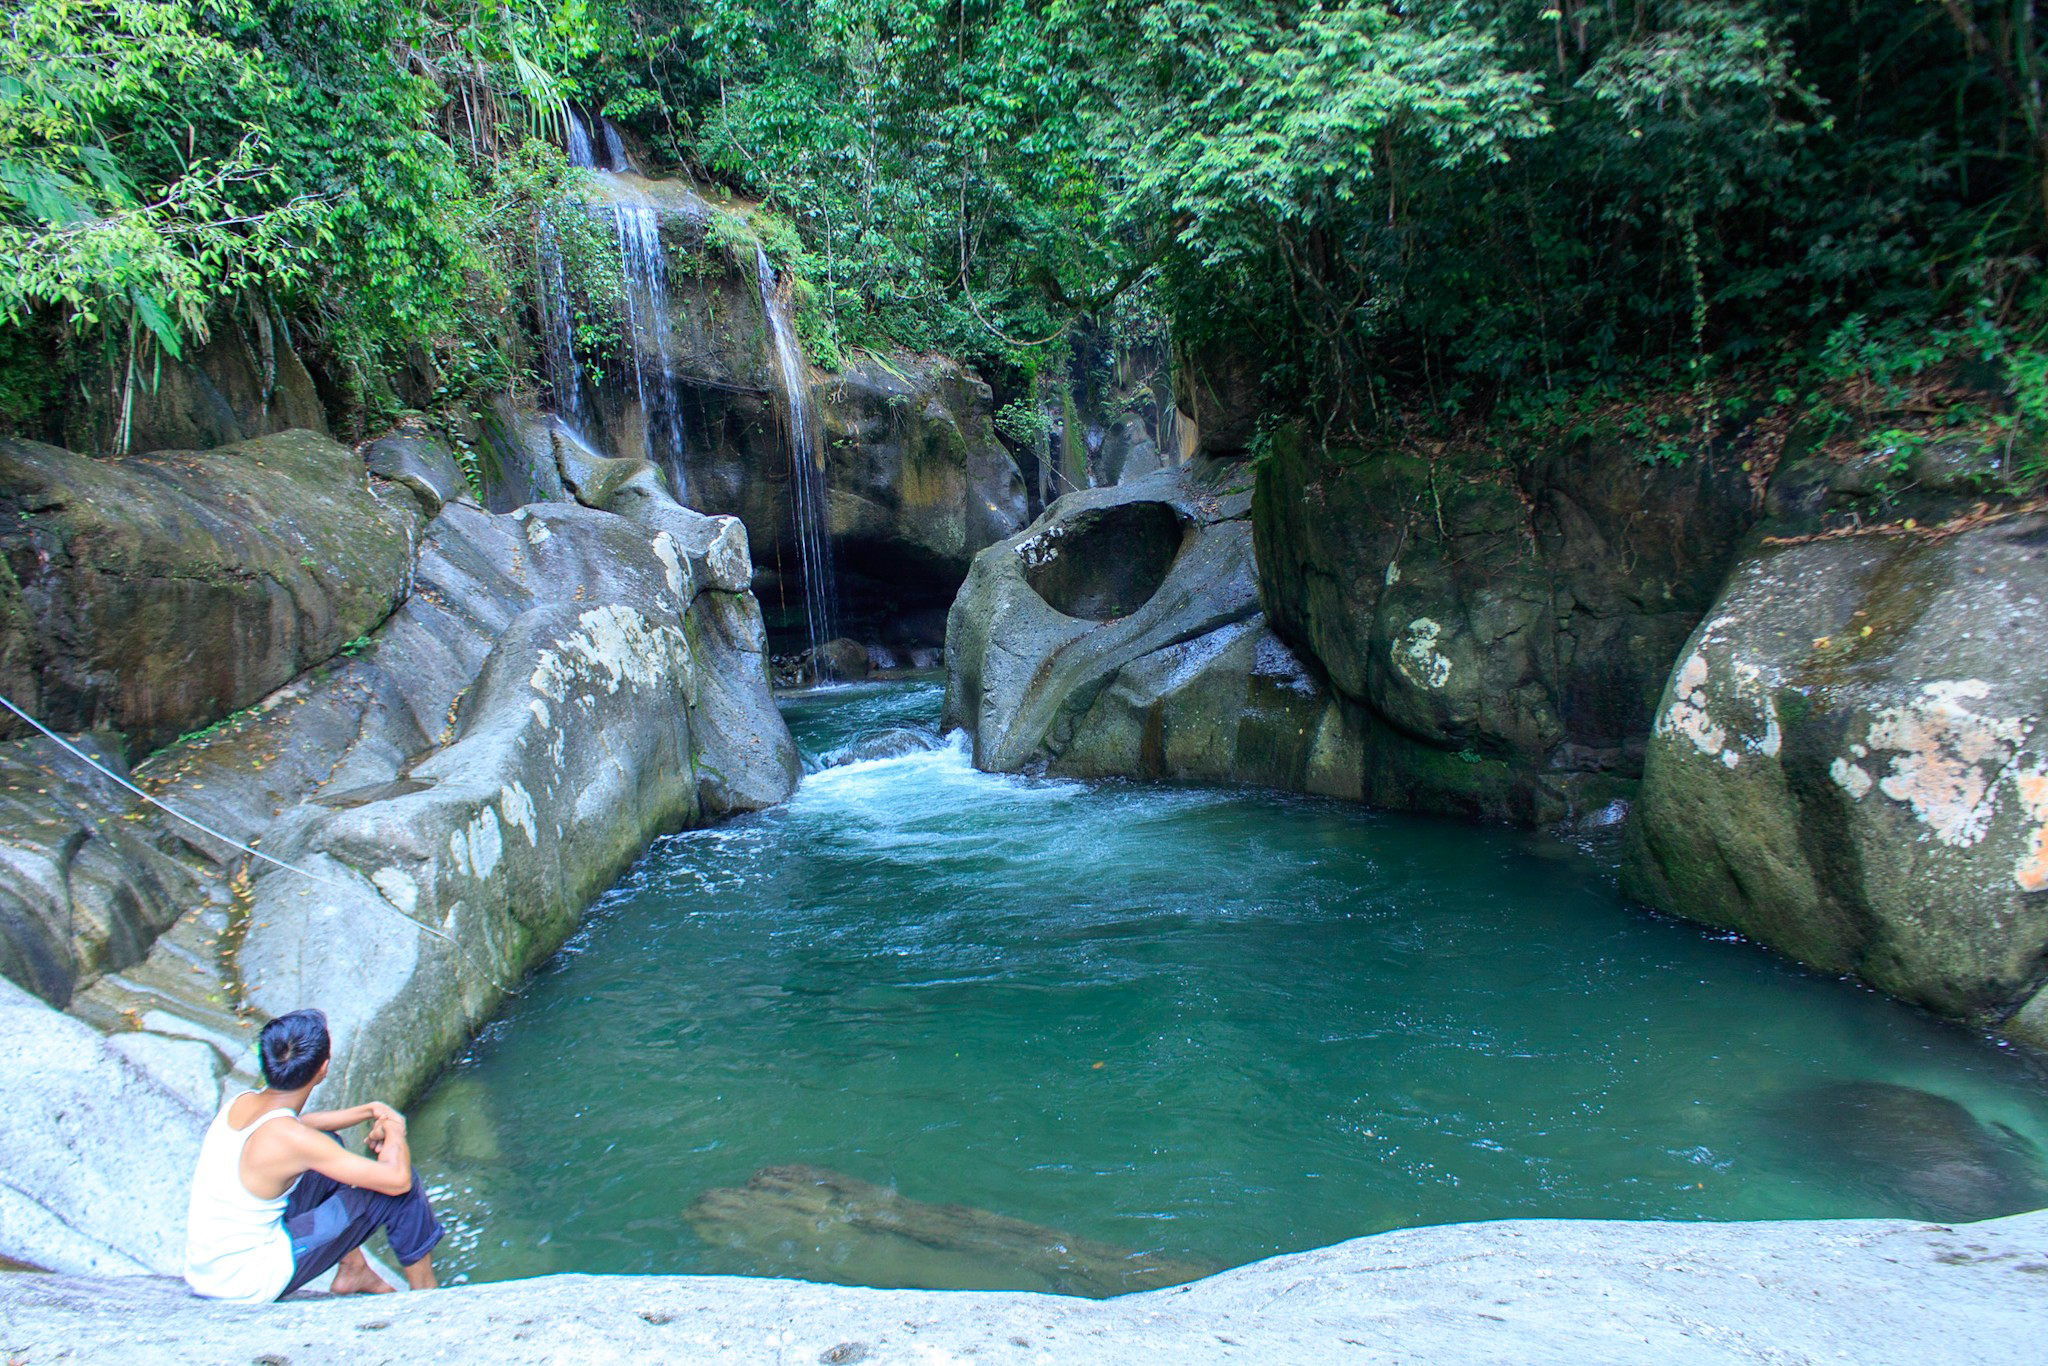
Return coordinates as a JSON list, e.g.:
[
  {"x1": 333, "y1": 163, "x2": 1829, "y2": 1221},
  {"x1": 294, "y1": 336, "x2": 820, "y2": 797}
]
[{"x1": 6, "y1": 1211, "x2": 2044, "y2": 1364}]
